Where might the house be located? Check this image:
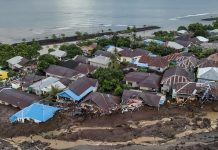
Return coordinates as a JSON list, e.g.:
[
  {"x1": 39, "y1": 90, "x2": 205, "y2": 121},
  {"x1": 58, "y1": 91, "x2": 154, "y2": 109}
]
[
  {"x1": 121, "y1": 90, "x2": 165, "y2": 112},
  {"x1": 166, "y1": 41, "x2": 184, "y2": 50},
  {"x1": 74, "y1": 63, "x2": 96, "y2": 75},
  {"x1": 9, "y1": 103, "x2": 59, "y2": 123},
  {"x1": 0, "y1": 88, "x2": 40, "y2": 109},
  {"x1": 207, "y1": 53, "x2": 218, "y2": 62},
  {"x1": 0, "y1": 70, "x2": 8, "y2": 80},
  {"x1": 57, "y1": 77, "x2": 98, "y2": 102},
  {"x1": 172, "y1": 82, "x2": 215, "y2": 101},
  {"x1": 196, "y1": 36, "x2": 209, "y2": 43},
  {"x1": 198, "y1": 58, "x2": 218, "y2": 68},
  {"x1": 209, "y1": 29, "x2": 218, "y2": 35},
  {"x1": 50, "y1": 50, "x2": 67, "y2": 60},
  {"x1": 88, "y1": 56, "x2": 111, "y2": 68},
  {"x1": 197, "y1": 67, "x2": 218, "y2": 84},
  {"x1": 144, "y1": 39, "x2": 164, "y2": 45},
  {"x1": 164, "y1": 52, "x2": 199, "y2": 71},
  {"x1": 45, "y1": 65, "x2": 84, "y2": 80},
  {"x1": 161, "y1": 67, "x2": 195, "y2": 93},
  {"x1": 94, "y1": 50, "x2": 112, "y2": 58},
  {"x1": 7, "y1": 56, "x2": 30, "y2": 71},
  {"x1": 20, "y1": 74, "x2": 45, "y2": 91},
  {"x1": 119, "y1": 48, "x2": 149, "y2": 62},
  {"x1": 136, "y1": 55, "x2": 169, "y2": 72},
  {"x1": 105, "y1": 45, "x2": 123, "y2": 54},
  {"x1": 124, "y1": 72, "x2": 161, "y2": 91},
  {"x1": 81, "y1": 92, "x2": 121, "y2": 114},
  {"x1": 81, "y1": 43, "x2": 97, "y2": 55},
  {"x1": 201, "y1": 43, "x2": 218, "y2": 49},
  {"x1": 175, "y1": 39, "x2": 192, "y2": 48},
  {"x1": 58, "y1": 60, "x2": 79, "y2": 70},
  {"x1": 29, "y1": 77, "x2": 65, "y2": 95},
  {"x1": 73, "y1": 55, "x2": 89, "y2": 64},
  {"x1": 177, "y1": 30, "x2": 188, "y2": 35}
]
